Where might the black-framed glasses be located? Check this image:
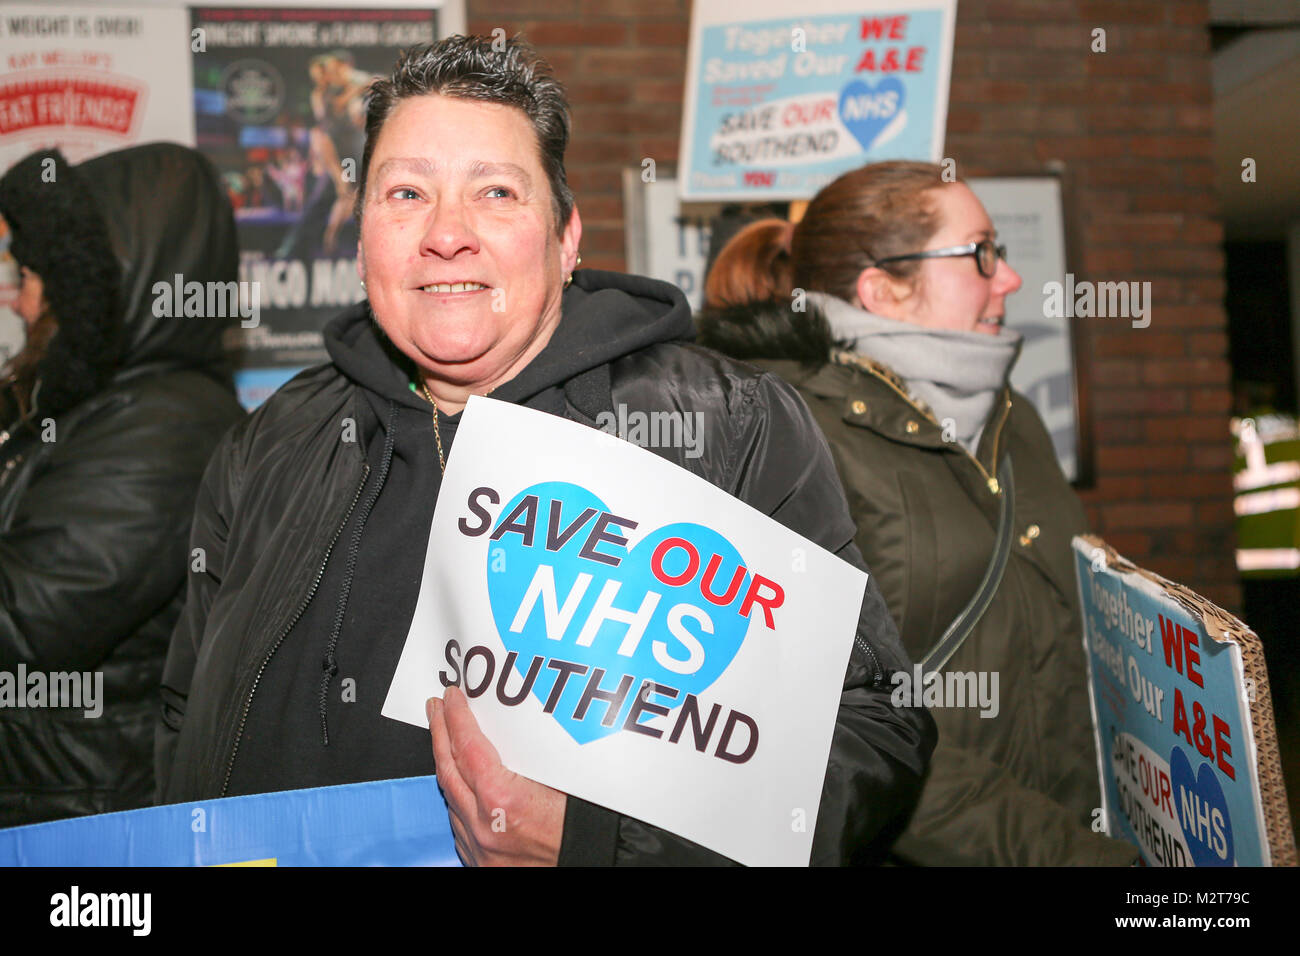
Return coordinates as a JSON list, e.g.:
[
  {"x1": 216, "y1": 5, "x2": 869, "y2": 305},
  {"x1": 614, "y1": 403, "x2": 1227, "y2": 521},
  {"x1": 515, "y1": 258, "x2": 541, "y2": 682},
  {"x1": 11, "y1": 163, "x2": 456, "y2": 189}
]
[{"x1": 871, "y1": 239, "x2": 1008, "y2": 278}]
